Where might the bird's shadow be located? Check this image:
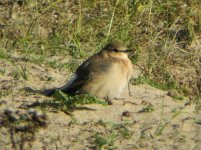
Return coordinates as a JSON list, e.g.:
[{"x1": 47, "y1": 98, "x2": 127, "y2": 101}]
[
  {"x1": 23, "y1": 87, "x2": 106, "y2": 115},
  {"x1": 24, "y1": 100, "x2": 97, "y2": 115}
]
